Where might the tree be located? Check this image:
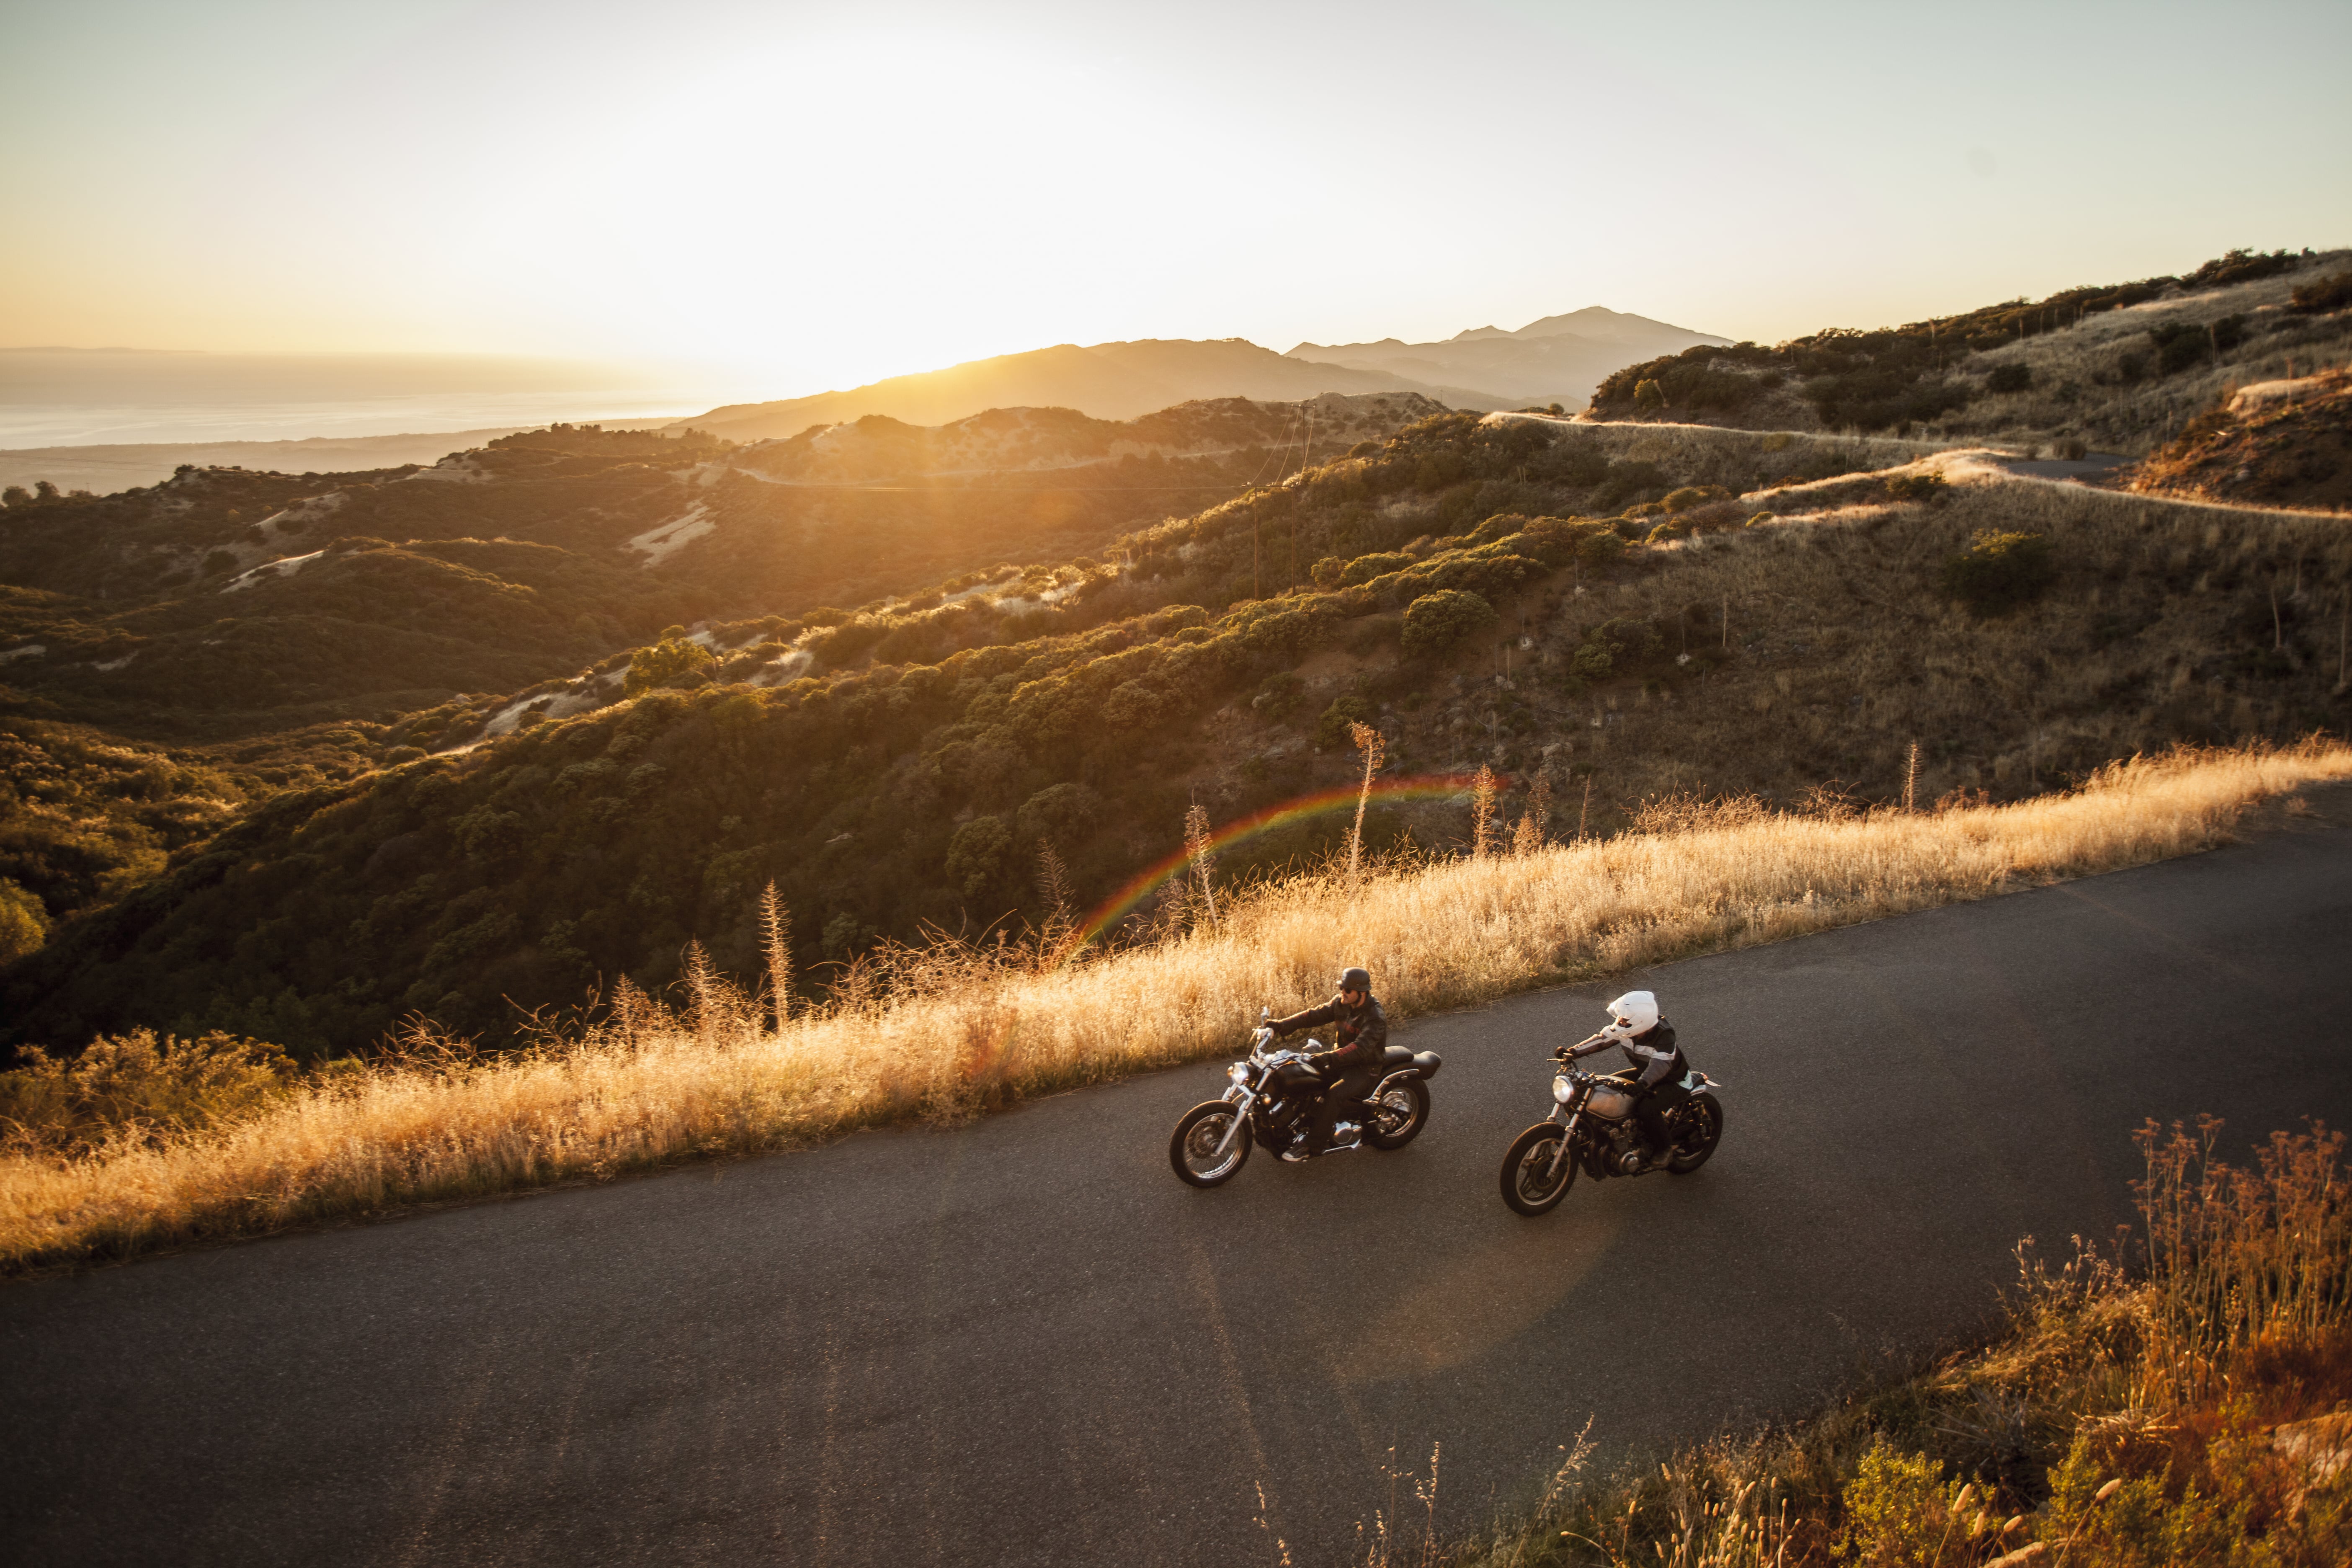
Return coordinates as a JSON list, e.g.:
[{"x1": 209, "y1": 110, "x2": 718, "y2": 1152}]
[
  {"x1": 946, "y1": 815, "x2": 1014, "y2": 897},
  {"x1": 1, "y1": 487, "x2": 29, "y2": 508}
]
